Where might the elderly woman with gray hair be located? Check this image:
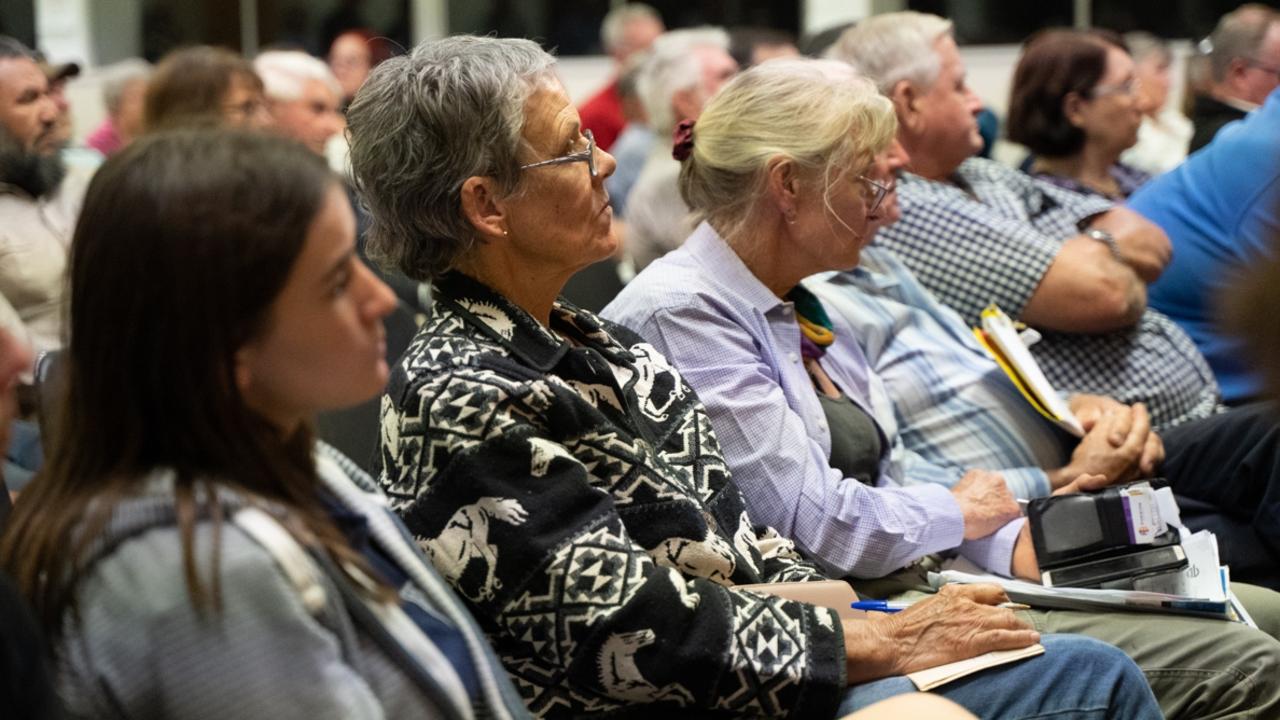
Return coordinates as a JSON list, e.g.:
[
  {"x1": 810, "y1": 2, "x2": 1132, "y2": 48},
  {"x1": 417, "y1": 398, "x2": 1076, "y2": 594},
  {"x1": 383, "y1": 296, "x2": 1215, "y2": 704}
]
[{"x1": 349, "y1": 37, "x2": 1158, "y2": 719}]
